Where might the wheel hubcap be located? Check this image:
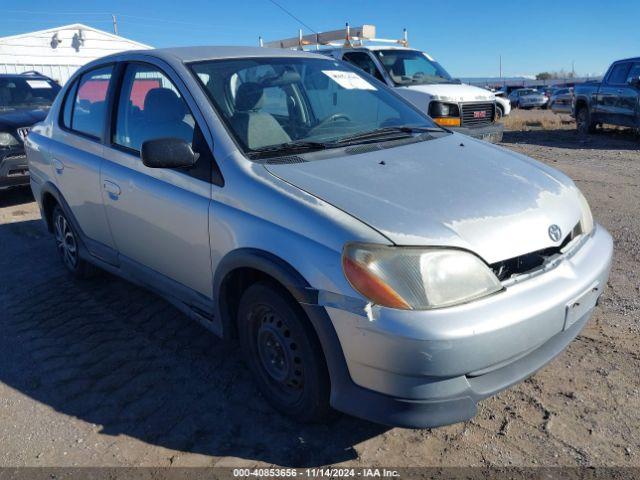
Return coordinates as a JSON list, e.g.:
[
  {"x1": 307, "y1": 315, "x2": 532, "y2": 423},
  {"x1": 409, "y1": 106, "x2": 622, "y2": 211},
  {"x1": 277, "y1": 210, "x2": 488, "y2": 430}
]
[
  {"x1": 256, "y1": 309, "x2": 304, "y2": 393},
  {"x1": 54, "y1": 213, "x2": 78, "y2": 270}
]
